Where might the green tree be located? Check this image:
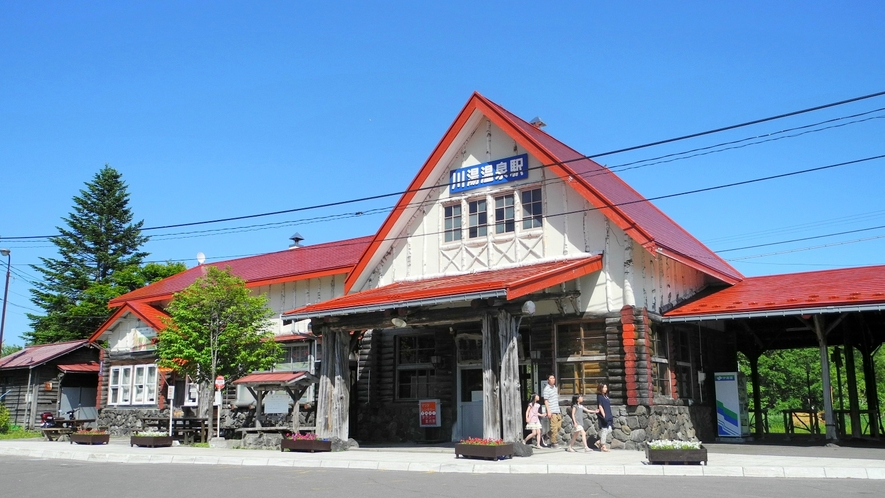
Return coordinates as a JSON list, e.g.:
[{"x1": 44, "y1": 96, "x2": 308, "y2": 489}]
[
  {"x1": 1, "y1": 344, "x2": 22, "y2": 359},
  {"x1": 157, "y1": 266, "x2": 281, "y2": 439},
  {"x1": 25, "y1": 165, "x2": 171, "y2": 344}
]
